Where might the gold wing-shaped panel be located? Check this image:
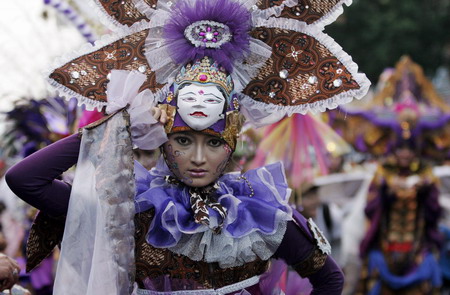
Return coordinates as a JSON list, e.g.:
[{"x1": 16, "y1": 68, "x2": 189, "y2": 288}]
[
  {"x1": 94, "y1": 0, "x2": 156, "y2": 28},
  {"x1": 243, "y1": 27, "x2": 367, "y2": 113},
  {"x1": 257, "y1": 0, "x2": 349, "y2": 27},
  {"x1": 49, "y1": 29, "x2": 164, "y2": 107}
]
